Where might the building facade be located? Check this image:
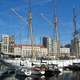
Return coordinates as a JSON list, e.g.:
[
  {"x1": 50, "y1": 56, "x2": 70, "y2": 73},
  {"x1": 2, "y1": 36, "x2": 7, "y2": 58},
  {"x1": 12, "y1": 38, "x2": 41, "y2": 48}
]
[
  {"x1": 14, "y1": 45, "x2": 48, "y2": 58},
  {"x1": 71, "y1": 31, "x2": 80, "y2": 58},
  {"x1": 60, "y1": 48, "x2": 70, "y2": 57},
  {"x1": 0, "y1": 34, "x2": 15, "y2": 54},
  {"x1": 43, "y1": 37, "x2": 59, "y2": 57}
]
